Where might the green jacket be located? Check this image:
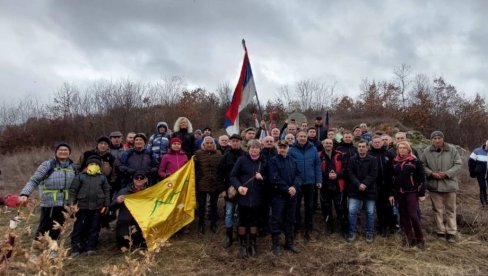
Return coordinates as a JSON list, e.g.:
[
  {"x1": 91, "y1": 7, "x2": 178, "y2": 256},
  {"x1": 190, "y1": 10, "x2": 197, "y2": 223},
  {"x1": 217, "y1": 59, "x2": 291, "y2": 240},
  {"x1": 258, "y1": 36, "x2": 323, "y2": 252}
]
[{"x1": 421, "y1": 143, "x2": 462, "y2": 192}]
